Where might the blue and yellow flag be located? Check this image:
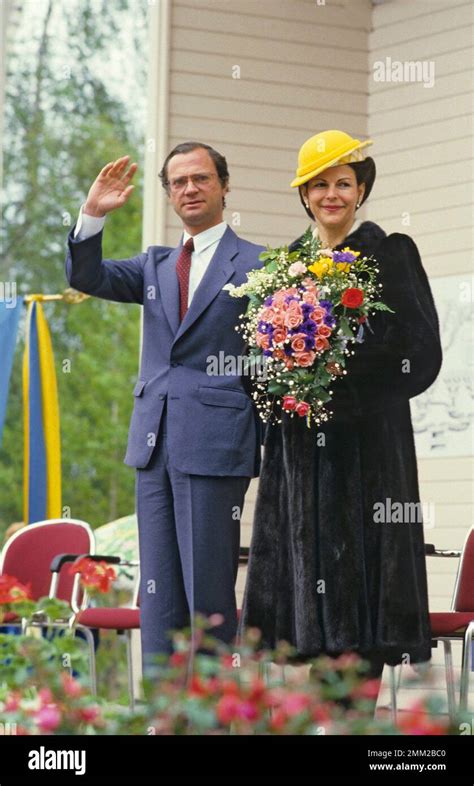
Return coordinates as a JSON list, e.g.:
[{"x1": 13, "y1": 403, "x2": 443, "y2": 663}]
[
  {"x1": 0, "y1": 296, "x2": 23, "y2": 448},
  {"x1": 23, "y1": 300, "x2": 62, "y2": 524}
]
